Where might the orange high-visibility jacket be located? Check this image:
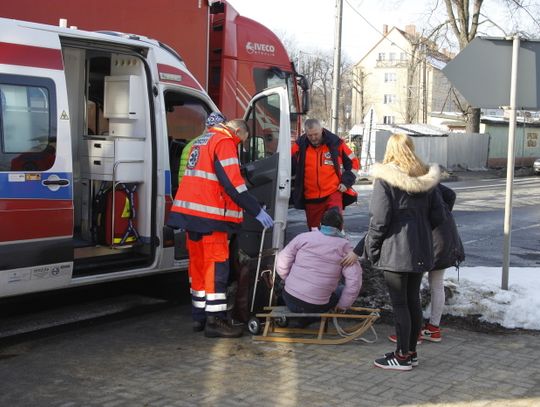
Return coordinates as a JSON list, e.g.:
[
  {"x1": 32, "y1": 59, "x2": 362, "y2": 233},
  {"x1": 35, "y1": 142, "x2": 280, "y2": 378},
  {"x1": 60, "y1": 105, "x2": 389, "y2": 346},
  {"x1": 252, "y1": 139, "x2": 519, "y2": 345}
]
[
  {"x1": 302, "y1": 144, "x2": 341, "y2": 200},
  {"x1": 170, "y1": 125, "x2": 255, "y2": 225},
  {"x1": 291, "y1": 129, "x2": 360, "y2": 209}
]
